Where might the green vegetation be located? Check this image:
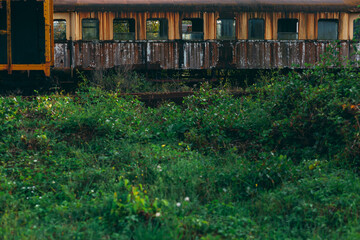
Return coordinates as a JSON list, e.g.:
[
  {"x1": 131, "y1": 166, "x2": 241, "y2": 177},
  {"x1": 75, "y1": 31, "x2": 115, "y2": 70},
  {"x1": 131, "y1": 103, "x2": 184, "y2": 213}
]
[{"x1": 1, "y1": 51, "x2": 360, "y2": 239}]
